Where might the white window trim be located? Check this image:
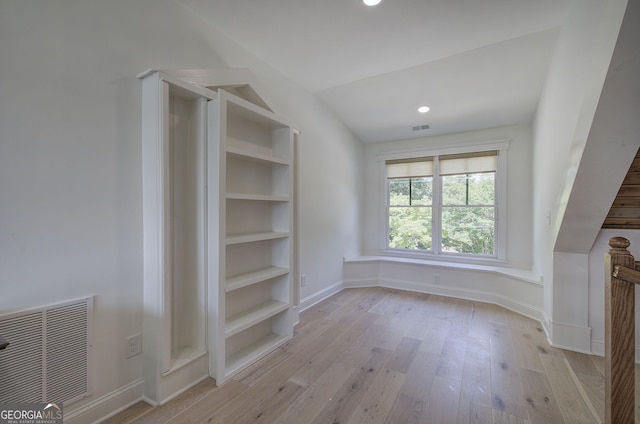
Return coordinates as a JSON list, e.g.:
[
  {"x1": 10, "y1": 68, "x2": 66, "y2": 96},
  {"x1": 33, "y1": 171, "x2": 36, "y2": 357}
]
[{"x1": 377, "y1": 139, "x2": 510, "y2": 264}]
